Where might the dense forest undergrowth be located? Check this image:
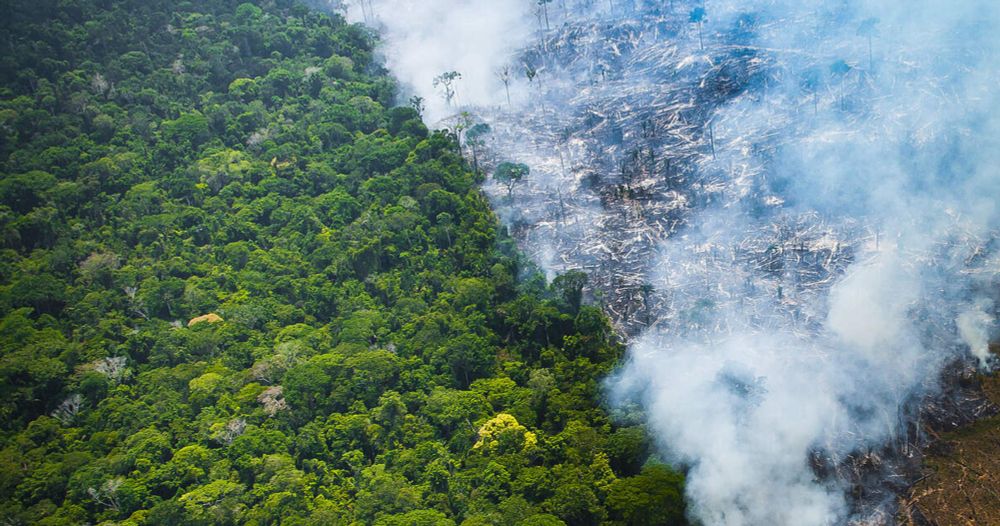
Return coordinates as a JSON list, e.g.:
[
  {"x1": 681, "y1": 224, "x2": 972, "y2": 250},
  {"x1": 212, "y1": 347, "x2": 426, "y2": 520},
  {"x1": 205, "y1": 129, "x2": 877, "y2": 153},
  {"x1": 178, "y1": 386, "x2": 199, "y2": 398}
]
[{"x1": 0, "y1": 0, "x2": 688, "y2": 524}]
